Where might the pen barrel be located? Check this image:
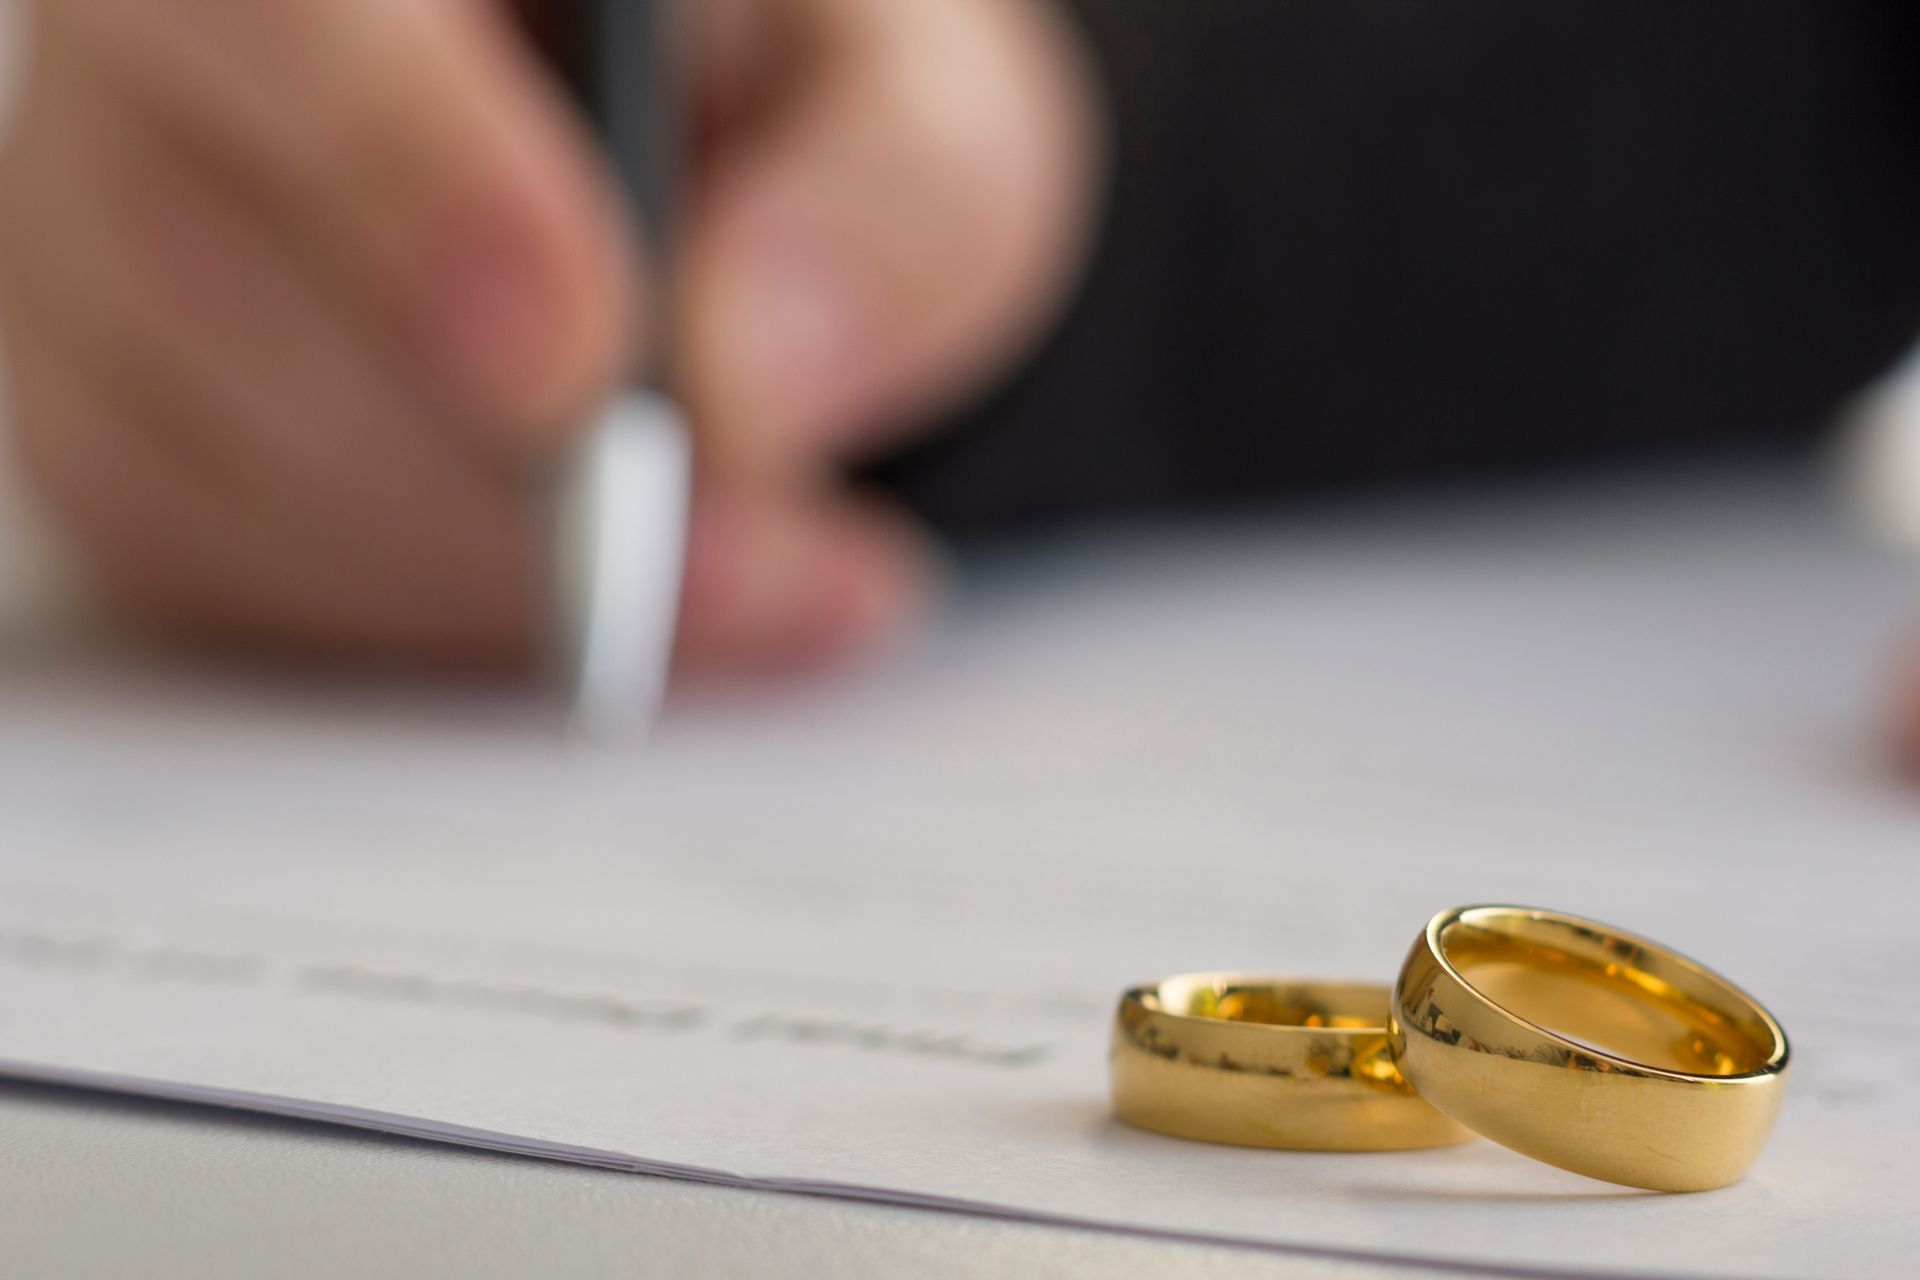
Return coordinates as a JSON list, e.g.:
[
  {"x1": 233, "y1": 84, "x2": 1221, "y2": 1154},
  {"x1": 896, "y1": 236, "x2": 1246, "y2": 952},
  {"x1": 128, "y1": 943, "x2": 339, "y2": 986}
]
[{"x1": 570, "y1": 0, "x2": 687, "y2": 379}]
